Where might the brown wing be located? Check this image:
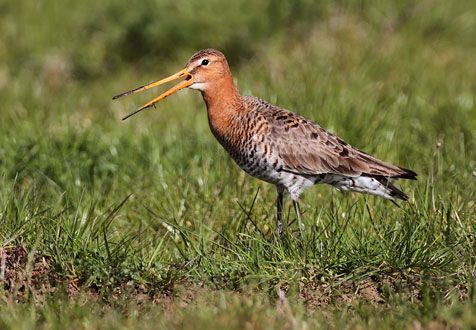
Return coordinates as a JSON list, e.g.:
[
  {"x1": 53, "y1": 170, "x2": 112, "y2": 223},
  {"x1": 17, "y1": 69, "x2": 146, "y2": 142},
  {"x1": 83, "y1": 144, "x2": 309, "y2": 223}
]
[{"x1": 260, "y1": 104, "x2": 416, "y2": 179}]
